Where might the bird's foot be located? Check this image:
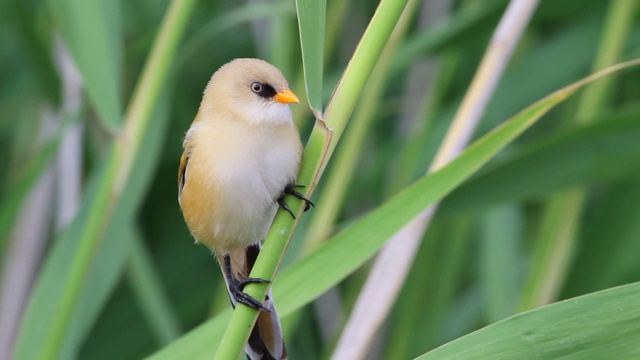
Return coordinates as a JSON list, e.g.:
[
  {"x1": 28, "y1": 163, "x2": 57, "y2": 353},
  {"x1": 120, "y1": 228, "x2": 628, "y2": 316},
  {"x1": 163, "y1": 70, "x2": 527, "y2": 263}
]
[
  {"x1": 277, "y1": 184, "x2": 315, "y2": 219},
  {"x1": 229, "y1": 276, "x2": 272, "y2": 312}
]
